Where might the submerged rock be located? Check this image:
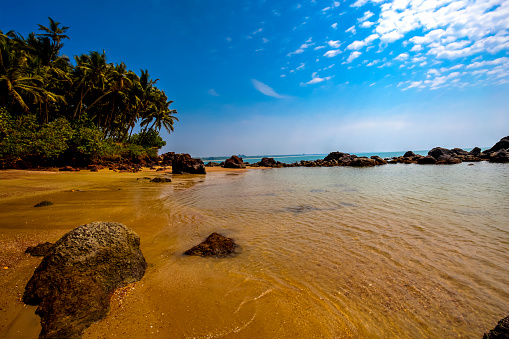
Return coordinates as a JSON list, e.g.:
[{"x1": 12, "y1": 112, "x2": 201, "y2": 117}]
[
  {"x1": 34, "y1": 201, "x2": 53, "y2": 208},
  {"x1": 25, "y1": 242, "x2": 54, "y2": 257},
  {"x1": 22, "y1": 222, "x2": 147, "y2": 339},
  {"x1": 150, "y1": 177, "x2": 172, "y2": 183},
  {"x1": 185, "y1": 232, "x2": 237, "y2": 257},
  {"x1": 483, "y1": 316, "x2": 509, "y2": 339}
]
